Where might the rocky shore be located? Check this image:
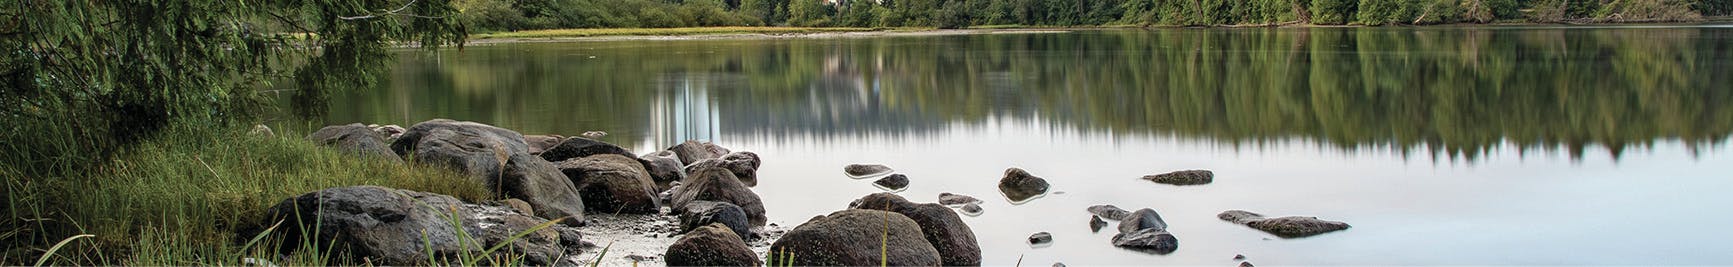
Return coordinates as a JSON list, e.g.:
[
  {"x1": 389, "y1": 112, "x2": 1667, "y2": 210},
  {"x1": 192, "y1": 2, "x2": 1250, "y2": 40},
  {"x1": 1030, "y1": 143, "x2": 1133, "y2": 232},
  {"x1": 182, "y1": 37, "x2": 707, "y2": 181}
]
[{"x1": 269, "y1": 118, "x2": 1352, "y2": 266}]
